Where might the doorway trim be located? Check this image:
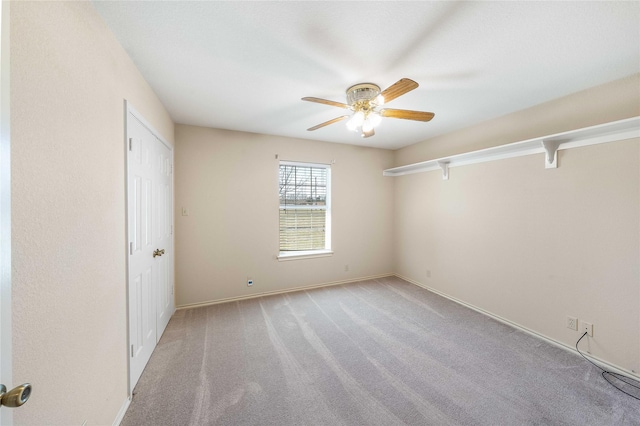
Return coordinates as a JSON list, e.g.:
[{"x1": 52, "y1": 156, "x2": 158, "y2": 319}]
[{"x1": 1, "y1": 1, "x2": 12, "y2": 424}]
